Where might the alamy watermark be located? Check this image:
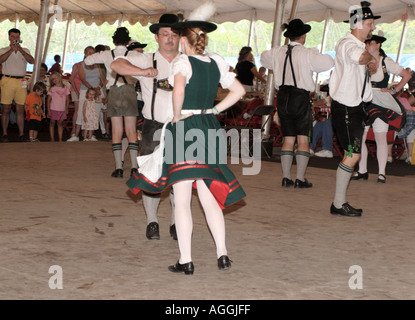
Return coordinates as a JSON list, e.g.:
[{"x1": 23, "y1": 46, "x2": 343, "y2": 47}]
[
  {"x1": 48, "y1": 265, "x2": 63, "y2": 289},
  {"x1": 157, "y1": 121, "x2": 264, "y2": 175},
  {"x1": 348, "y1": 265, "x2": 363, "y2": 290}
]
